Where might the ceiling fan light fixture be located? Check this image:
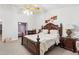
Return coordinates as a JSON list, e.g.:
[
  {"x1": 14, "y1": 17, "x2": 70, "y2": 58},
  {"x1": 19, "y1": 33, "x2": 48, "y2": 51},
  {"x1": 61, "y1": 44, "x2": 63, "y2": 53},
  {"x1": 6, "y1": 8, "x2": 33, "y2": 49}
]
[
  {"x1": 23, "y1": 9, "x2": 33, "y2": 15},
  {"x1": 22, "y1": 4, "x2": 43, "y2": 15}
]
